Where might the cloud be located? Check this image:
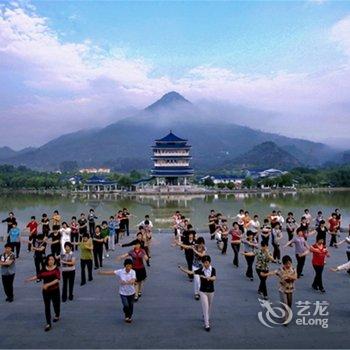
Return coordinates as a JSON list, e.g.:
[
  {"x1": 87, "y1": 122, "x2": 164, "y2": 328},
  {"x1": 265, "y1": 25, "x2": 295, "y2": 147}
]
[
  {"x1": 0, "y1": 3, "x2": 350, "y2": 149},
  {"x1": 330, "y1": 14, "x2": 350, "y2": 57},
  {"x1": 307, "y1": 0, "x2": 327, "y2": 4},
  {"x1": 0, "y1": 4, "x2": 171, "y2": 97}
]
